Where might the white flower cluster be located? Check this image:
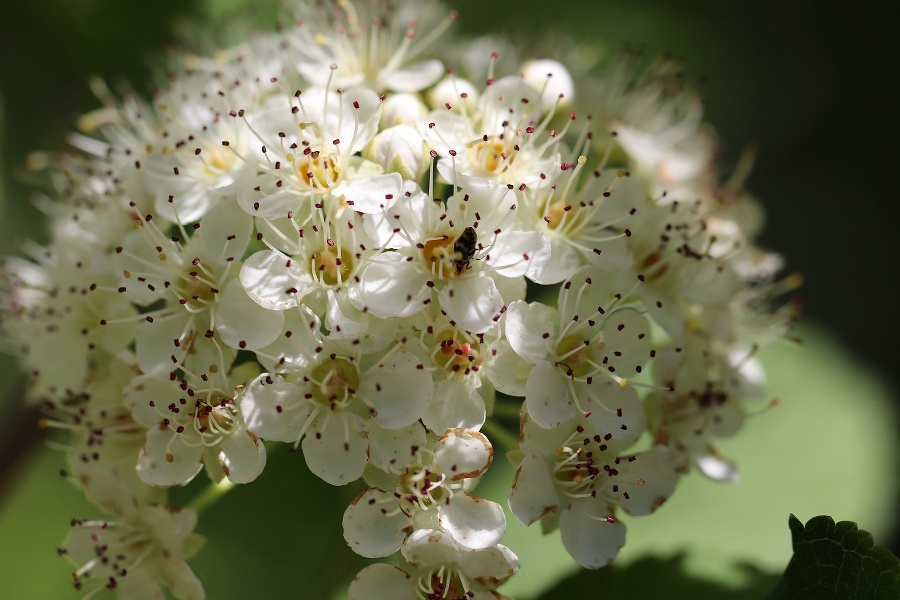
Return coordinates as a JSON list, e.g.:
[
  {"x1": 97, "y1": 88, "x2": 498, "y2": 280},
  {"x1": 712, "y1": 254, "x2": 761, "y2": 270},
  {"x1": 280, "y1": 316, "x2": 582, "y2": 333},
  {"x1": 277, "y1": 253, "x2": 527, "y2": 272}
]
[{"x1": 0, "y1": 2, "x2": 798, "y2": 598}]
